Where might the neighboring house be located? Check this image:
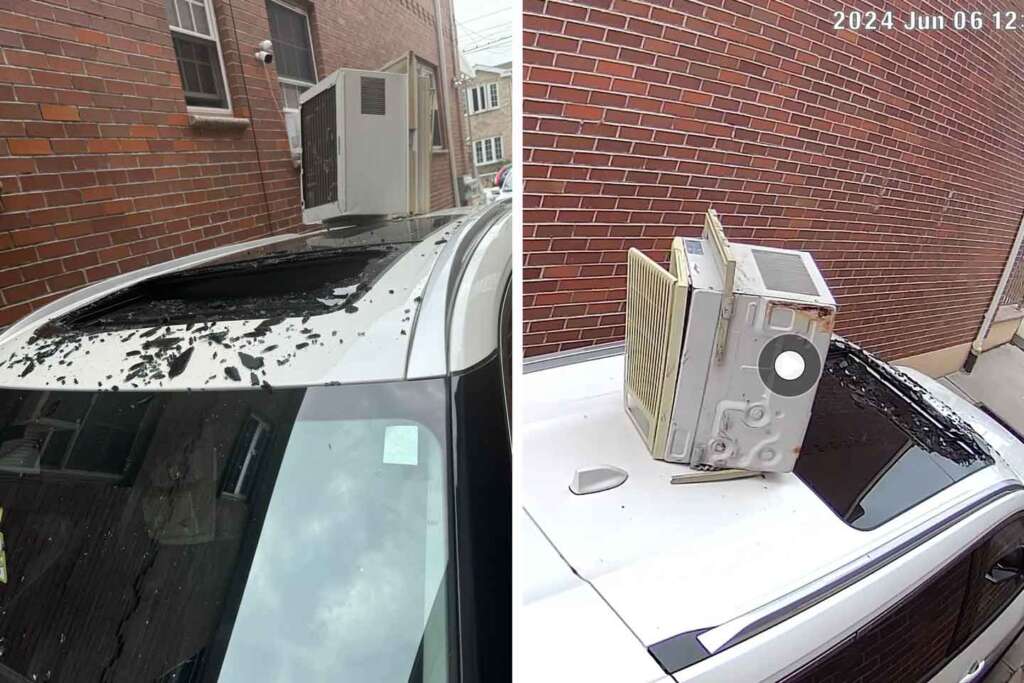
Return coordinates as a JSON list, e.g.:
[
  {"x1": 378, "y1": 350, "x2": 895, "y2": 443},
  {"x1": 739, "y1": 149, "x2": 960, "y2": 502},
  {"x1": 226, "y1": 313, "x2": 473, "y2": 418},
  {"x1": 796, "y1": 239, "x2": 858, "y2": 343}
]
[
  {"x1": 0, "y1": 0, "x2": 471, "y2": 327},
  {"x1": 462, "y1": 62, "x2": 511, "y2": 187},
  {"x1": 522, "y1": 0, "x2": 1024, "y2": 376}
]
